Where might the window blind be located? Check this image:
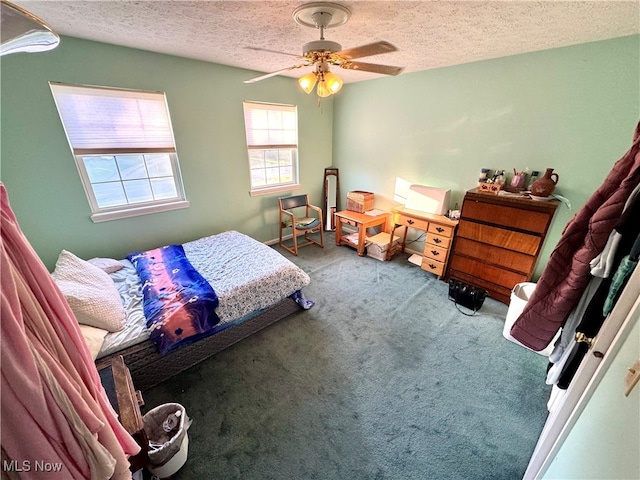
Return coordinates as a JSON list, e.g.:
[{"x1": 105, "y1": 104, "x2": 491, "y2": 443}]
[
  {"x1": 49, "y1": 82, "x2": 176, "y2": 154},
  {"x1": 243, "y1": 101, "x2": 298, "y2": 149}
]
